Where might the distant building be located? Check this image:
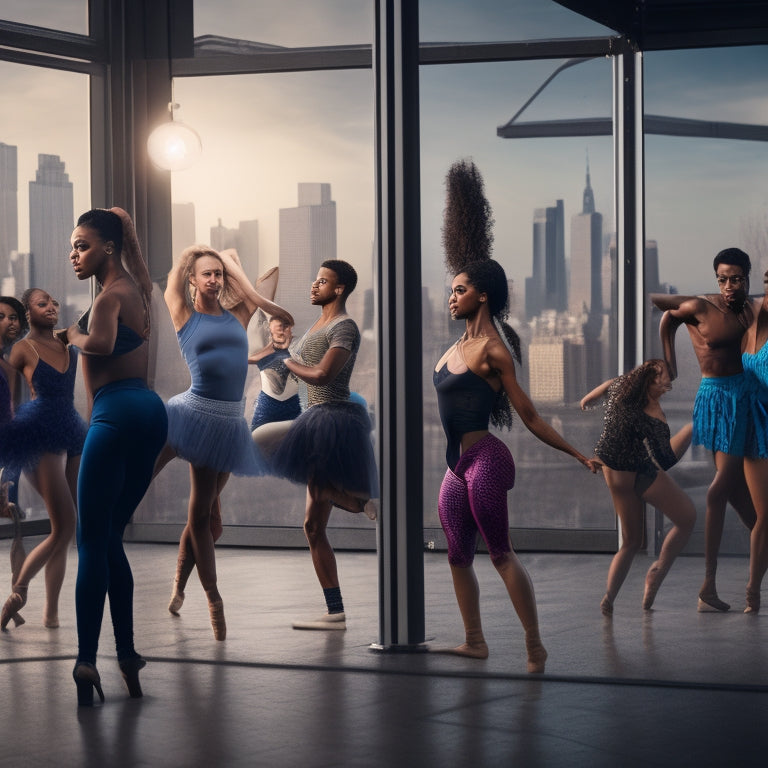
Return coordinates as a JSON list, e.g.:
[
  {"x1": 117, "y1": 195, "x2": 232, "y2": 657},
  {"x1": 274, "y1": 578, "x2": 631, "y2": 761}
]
[
  {"x1": 0, "y1": 142, "x2": 18, "y2": 279},
  {"x1": 526, "y1": 199, "x2": 566, "y2": 320},
  {"x1": 277, "y1": 183, "x2": 337, "y2": 334},
  {"x1": 29, "y1": 154, "x2": 84, "y2": 322}
]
